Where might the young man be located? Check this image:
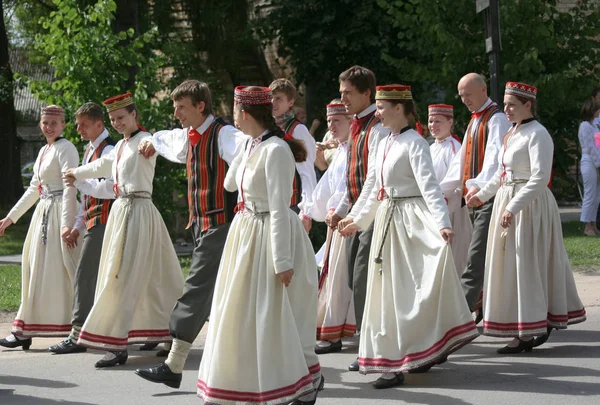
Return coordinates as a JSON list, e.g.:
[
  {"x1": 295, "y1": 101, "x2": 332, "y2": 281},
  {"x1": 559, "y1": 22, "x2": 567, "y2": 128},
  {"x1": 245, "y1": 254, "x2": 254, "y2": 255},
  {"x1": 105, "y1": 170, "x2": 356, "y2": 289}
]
[
  {"x1": 48, "y1": 102, "x2": 116, "y2": 354},
  {"x1": 440, "y1": 73, "x2": 511, "y2": 321},
  {"x1": 334, "y1": 66, "x2": 390, "y2": 371},
  {"x1": 134, "y1": 80, "x2": 246, "y2": 389},
  {"x1": 269, "y1": 79, "x2": 318, "y2": 231}
]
